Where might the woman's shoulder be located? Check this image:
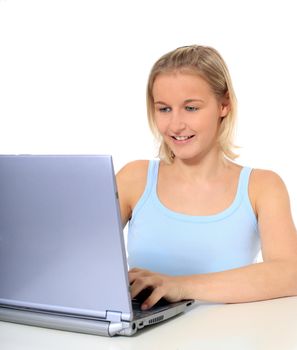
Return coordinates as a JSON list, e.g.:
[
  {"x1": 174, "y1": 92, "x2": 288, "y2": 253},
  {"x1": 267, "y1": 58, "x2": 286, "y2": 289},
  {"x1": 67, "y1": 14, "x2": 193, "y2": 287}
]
[
  {"x1": 249, "y1": 168, "x2": 289, "y2": 214},
  {"x1": 116, "y1": 160, "x2": 150, "y2": 183},
  {"x1": 116, "y1": 160, "x2": 151, "y2": 208},
  {"x1": 250, "y1": 168, "x2": 286, "y2": 189}
]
